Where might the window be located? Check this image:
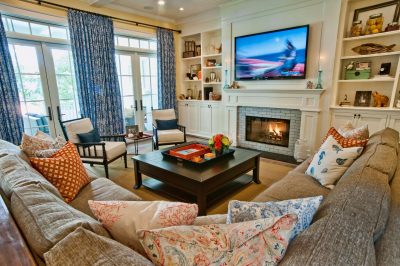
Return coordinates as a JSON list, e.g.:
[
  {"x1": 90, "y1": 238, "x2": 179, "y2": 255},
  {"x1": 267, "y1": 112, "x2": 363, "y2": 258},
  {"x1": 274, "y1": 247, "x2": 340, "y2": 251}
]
[
  {"x1": 114, "y1": 34, "x2": 157, "y2": 51},
  {"x1": 2, "y1": 16, "x2": 69, "y2": 40}
]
